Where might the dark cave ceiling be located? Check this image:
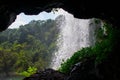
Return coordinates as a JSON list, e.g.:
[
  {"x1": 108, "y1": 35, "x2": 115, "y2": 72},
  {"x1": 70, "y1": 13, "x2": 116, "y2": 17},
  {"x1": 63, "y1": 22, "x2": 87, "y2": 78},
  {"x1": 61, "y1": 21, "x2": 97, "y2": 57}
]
[{"x1": 0, "y1": 0, "x2": 119, "y2": 31}]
